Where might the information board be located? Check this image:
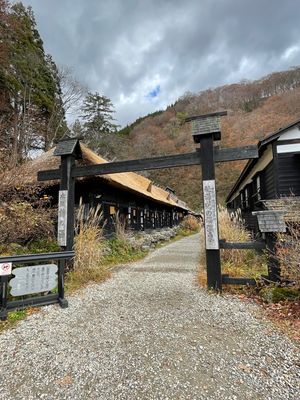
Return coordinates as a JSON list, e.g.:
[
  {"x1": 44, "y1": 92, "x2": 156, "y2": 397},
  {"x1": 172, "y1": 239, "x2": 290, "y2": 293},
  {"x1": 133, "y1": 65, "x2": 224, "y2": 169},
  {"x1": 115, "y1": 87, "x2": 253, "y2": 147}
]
[
  {"x1": 58, "y1": 190, "x2": 68, "y2": 246},
  {"x1": 10, "y1": 264, "x2": 58, "y2": 296},
  {"x1": 203, "y1": 180, "x2": 219, "y2": 250}
]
